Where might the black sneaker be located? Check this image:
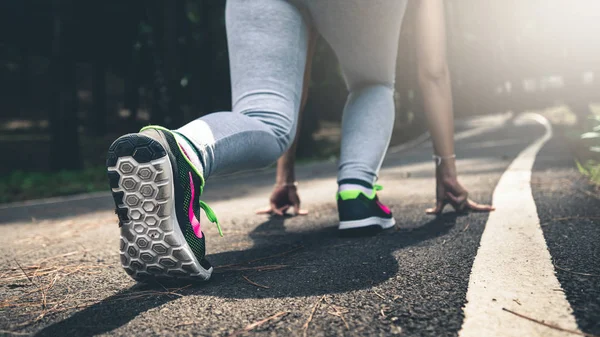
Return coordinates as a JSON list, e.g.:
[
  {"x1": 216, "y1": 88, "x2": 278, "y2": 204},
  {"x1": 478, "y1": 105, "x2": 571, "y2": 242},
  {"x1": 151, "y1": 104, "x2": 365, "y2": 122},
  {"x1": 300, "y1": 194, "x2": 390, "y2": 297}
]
[
  {"x1": 337, "y1": 184, "x2": 395, "y2": 234},
  {"x1": 106, "y1": 125, "x2": 221, "y2": 282}
]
